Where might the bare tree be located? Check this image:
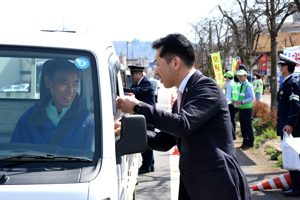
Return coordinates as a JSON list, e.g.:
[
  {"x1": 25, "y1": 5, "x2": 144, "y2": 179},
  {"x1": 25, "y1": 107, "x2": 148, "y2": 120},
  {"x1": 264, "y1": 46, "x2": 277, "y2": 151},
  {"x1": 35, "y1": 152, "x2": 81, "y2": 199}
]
[
  {"x1": 283, "y1": 33, "x2": 298, "y2": 46},
  {"x1": 218, "y1": 0, "x2": 264, "y2": 72},
  {"x1": 191, "y1": 17, "x2": 233, "y2": 78},
  {"x1": 257, "y1": 0, "x2": 297, "y2": 109},
  {"x1": 295, "y1": 0, "x2": 300, "y2": 10},
  {"x1": 191, "y1": 19, "x2": 212, "y2": 77}
]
